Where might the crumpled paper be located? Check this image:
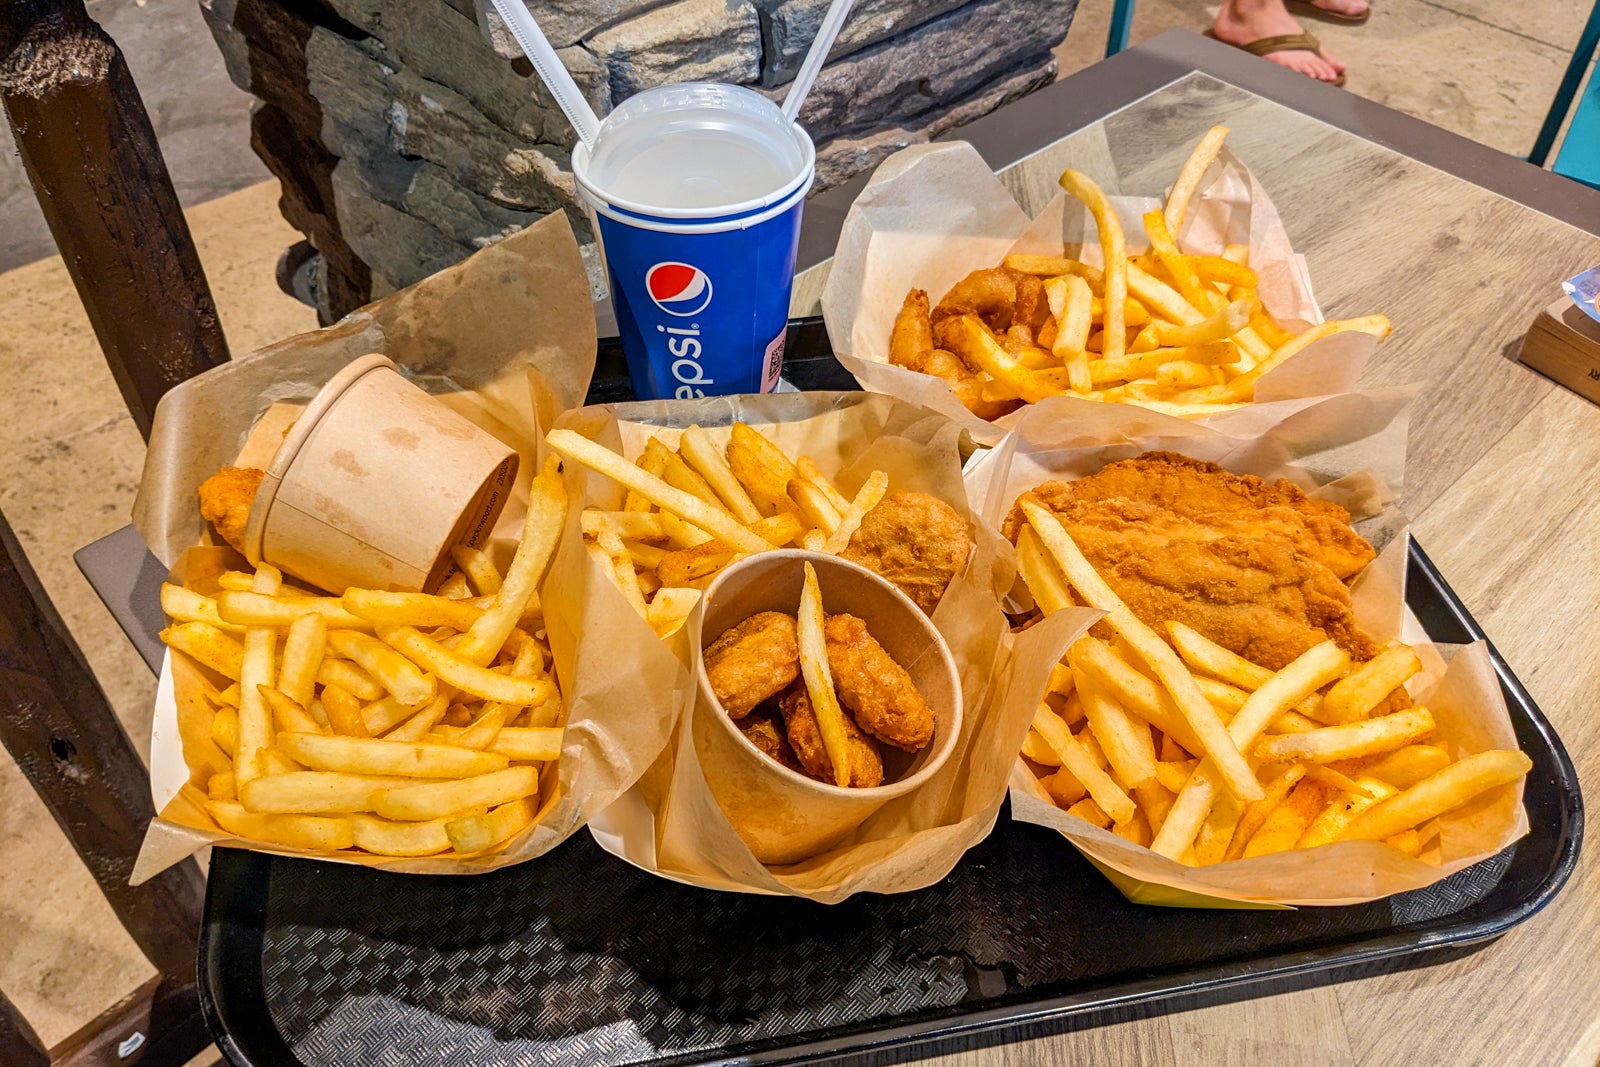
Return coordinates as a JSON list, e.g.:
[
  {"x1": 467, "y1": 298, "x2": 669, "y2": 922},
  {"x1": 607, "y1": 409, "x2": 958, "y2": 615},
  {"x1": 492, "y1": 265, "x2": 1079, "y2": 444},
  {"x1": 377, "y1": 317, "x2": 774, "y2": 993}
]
[
  {"x1": 979, "y1": 400, "x2": 1530, "y2": 907},
  {"x1": 821, "y1": 140, "x2": 1385, "y2": 444},
  {"x1": 577, "y1": 391, "x2": 1101, "y2": 902},
  {"x1": 131, "y1": 213, "x2": 683, "y2": 879}
]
